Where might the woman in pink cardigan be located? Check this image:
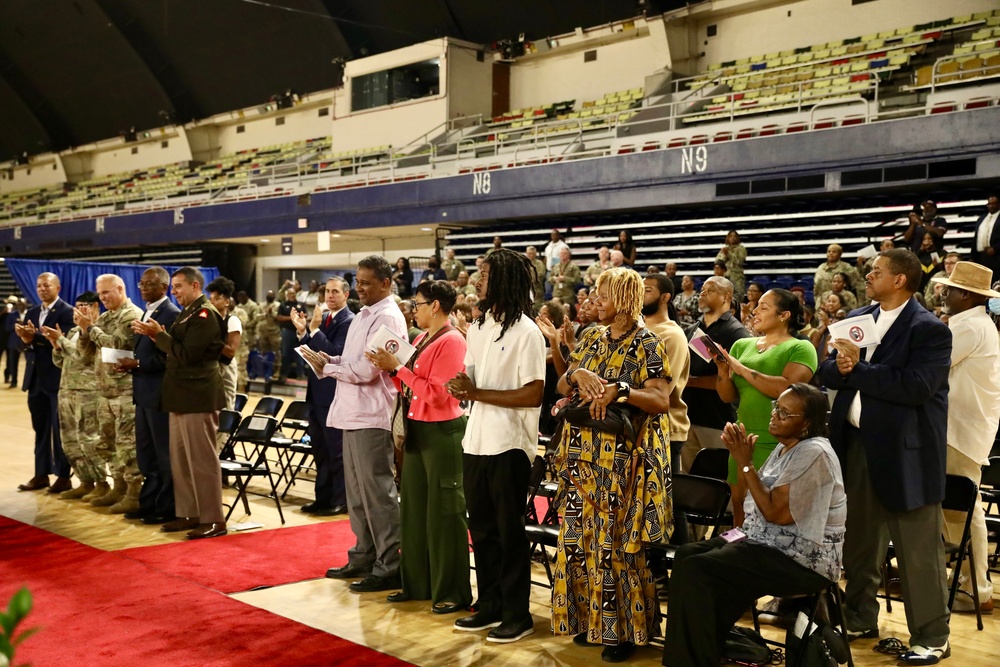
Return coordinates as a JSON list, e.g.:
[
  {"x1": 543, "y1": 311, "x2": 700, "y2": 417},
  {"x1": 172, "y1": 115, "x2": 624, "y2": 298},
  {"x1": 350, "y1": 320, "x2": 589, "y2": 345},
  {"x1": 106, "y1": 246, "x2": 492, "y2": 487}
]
[{"x1": 366, "y1": 280, "x2": 472, "y2": 614}]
